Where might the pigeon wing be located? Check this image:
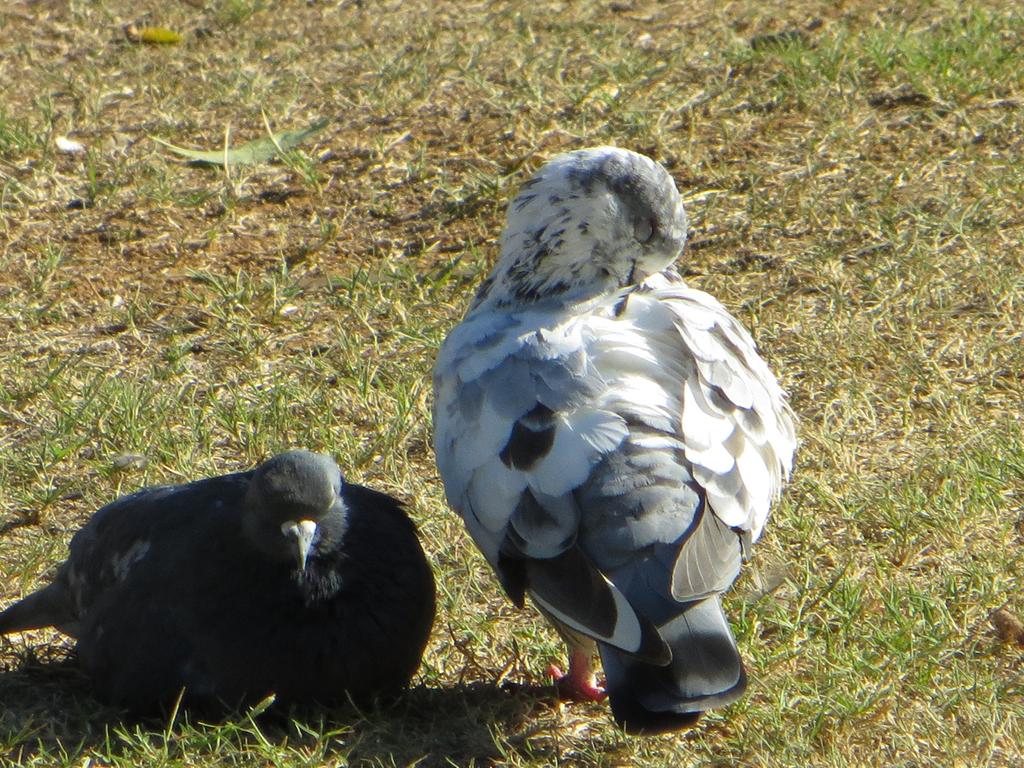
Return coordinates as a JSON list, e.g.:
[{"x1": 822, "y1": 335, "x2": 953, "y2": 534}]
[
  {"x1": 434, "y1": 311, "x2": 668, "y2": 661},
  {"x1": 563, "y1": 277, "x2": 795, "y2": 727},
  {"x1": 637, "y1": 274, "x2": 796, "y2": 599},
  {"x1": 0, "y1": 474, "x2": 251, "y2": 640},
  {"x1": 0, "y1": 483, "x2": 179, "y2": 637}
]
